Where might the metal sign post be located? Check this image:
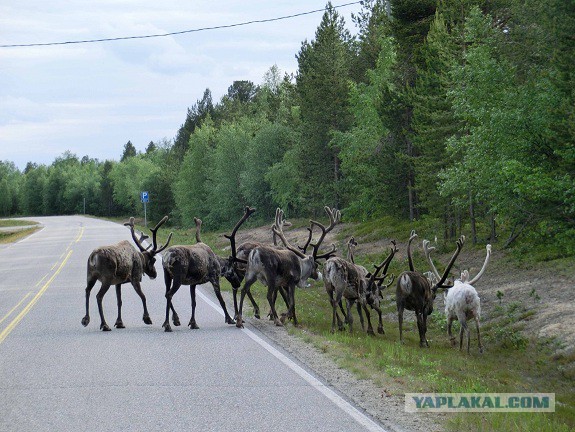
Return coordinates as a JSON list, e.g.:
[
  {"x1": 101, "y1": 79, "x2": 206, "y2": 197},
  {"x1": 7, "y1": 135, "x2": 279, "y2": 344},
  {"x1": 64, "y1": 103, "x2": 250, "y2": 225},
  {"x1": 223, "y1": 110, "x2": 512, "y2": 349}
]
[{"x1": 141, "y1": 191, "x2": 149, "y2": 227}]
